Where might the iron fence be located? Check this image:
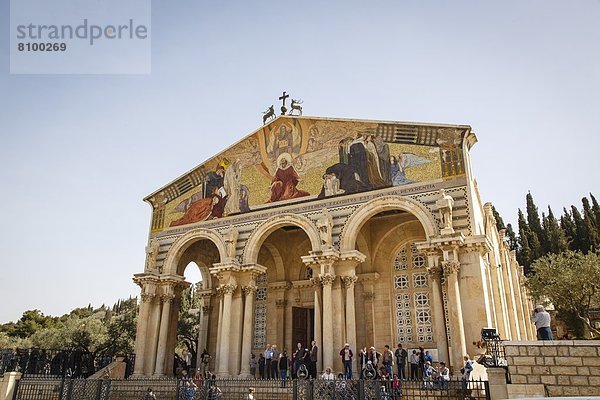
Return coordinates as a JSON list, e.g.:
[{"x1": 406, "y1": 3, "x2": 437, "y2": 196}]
[
  {"x1": 0, "y1": 348, "x2": 134, "y2": 379},
  {"x1": 12, "y1": 377, "x2": 489, "y2": 400}
]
